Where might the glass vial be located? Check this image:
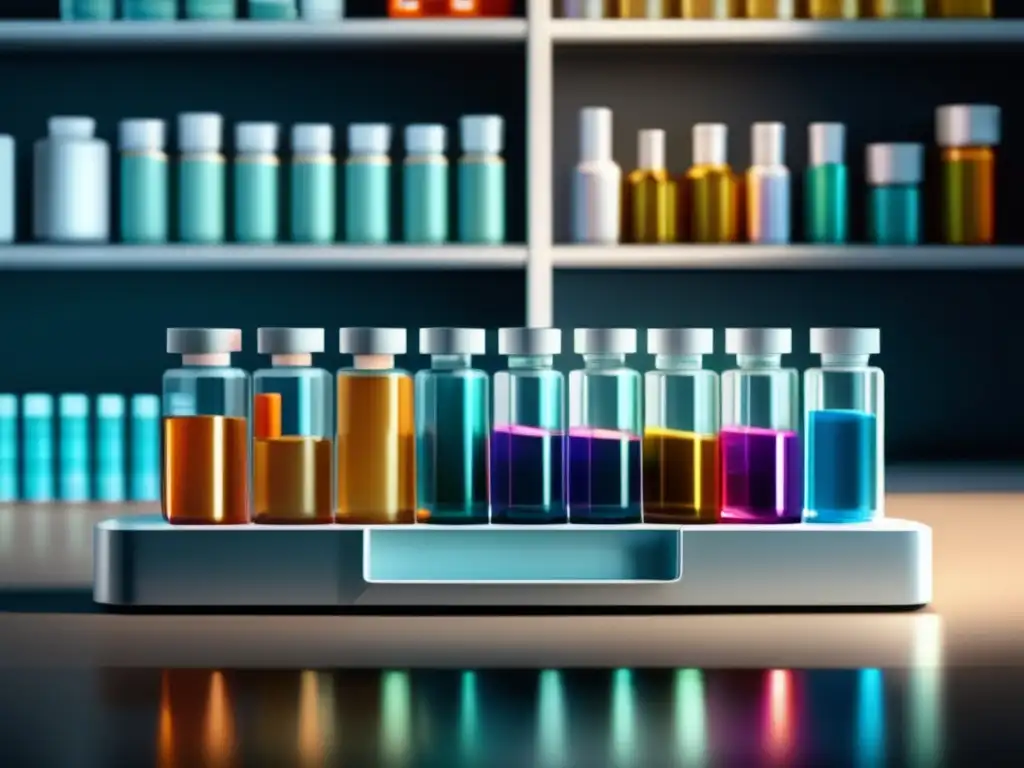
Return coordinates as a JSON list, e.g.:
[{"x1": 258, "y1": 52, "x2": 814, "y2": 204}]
[
  {"x1": 871, "y1": 0, "x2": 925, "y2": 16},
  {"x1": 562, "y1": 0, "x2": 607, "y2": 17},
  {"x1": 250, "y1": 0, "x2": 299, "y2": 18},
  {"x1": 721, "y1": 328, "x2": 802, "y2": 524},
  {"x1": 97, "y1": 394, "x2": 126, "y2": 503},
  {"x1": 625, "y1": 129, "x2": 677, "y2": 244},
  {"x1": 0, "y1": 395, "x2": 16, "y2": 502},
  {"x1": 163, "y1": 329, "x2": 249, "y2": 525},
  {"x1": 491, "y1": 328, "x2": 566, "y2": 524},
  {"x1": 568, "y1": 329, "x2": 642, "y2": 524},
  {"x1": 809, "y1": 0, "x2": 858, "y2": 16},
  {"x1": 935, "y1": 0, "x2": 991, "y2": 16},
  {"x1": 130, "y1": 394, "x2": 160, "y2": 503},
  {"x1": 23, "y1": 394, "x2": 54, "y2": 503},
  {"x1": 291, "y1": 124, "x2": 336, "y2": 244},
  {"x1": 415, "y1": 328, "x2": 490, "y2": 524},
  {"x1": 643, "y1": 329, "x2": 720, "y2": 524},
  {"x1": 681, "y1": 0, "x2": 732, "y2": 17},
  {"x1": 119, "y1": 119, "x2": 168, "y2": 244},
  {"x1": 866, "y1": 142, "x2": 923, "y2": 246},
  {"x1": 184, "y1": 0, "x2": 237, "y2": 19},
  {"x1": 253, "y1": 328, "x2": 333, "y2": 525},
  {"x1": 936, "y1": 104, "x2": 999, "y2": 245},
  {"x1": 59, "y1": 394, "x2": 90, "y2": 502},
  {"x1": 336, "y1": 328, "x2": 415, "y2": 525},
  {"x1": 458, "y1": 115, "x2": 506, "y2": 245},
  {"x1": 747, "y1": 122, "x2": 791, "y2": 245},
  {"x1": 804, "y1": 328, "x2": 884, "y2": 524},
  {"x1": 300, "y1": 0, "x2": 345, "y2": 19},
  {"x1": 403, "y1": 124, "x2": 449, "y2": 244},
  {"x1": 178, "y1": 113, "x2": 226, "y2": 244},
  {"x1": 572, "y1": 107, "x2": 622, "y2": 245},
  {"x1": 613, "y1": 0, "x2": 671, "y2": 16},
  {"x1": 63, "y1": 0, "x2": 115, "y2": 19},
  {"x1": 745, "y1": 0, "x2": 795, "y2": 17},
  {"x1": 345, "y1": 123, "x2": 391, "y2": 244},
  {"x1": 686, "y1": 123, "x2": 739, "y2": 243},
  {"x1": 806, "y1": 123, "x2": 848, "y2": 244},
  {"x1": 123, "y1": 0, "x2": 177, "y2": 18},
  {"x1": 234, "y1": 122, "x2": 280, "y2": 244}
]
